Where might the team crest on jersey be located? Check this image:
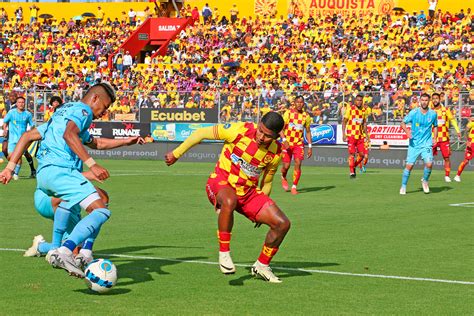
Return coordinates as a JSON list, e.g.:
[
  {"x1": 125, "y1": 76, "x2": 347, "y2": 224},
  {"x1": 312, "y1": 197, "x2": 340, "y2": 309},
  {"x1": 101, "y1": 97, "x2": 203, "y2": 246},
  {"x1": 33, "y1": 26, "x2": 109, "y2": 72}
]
[
  {"x1": 82, "y1": 109, "x2": 89, "y2": 117},
  {"x1": 263, "y1": 154, "x2": 273, "y2": 164}
]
